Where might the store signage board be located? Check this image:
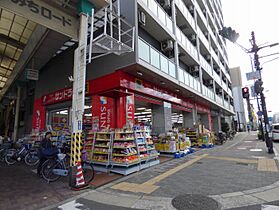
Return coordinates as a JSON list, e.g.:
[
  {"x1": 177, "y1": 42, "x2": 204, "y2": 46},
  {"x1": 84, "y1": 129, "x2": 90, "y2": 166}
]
[
  {"x1": 246, "y1": 71, "x2": 261, "y2": 81},
  {"x1": 0, "y1": 0, "x2": 79, "y2": 40},
  {"x1": 26, "y1": 68, "x2": 39, "y2": 80}
]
